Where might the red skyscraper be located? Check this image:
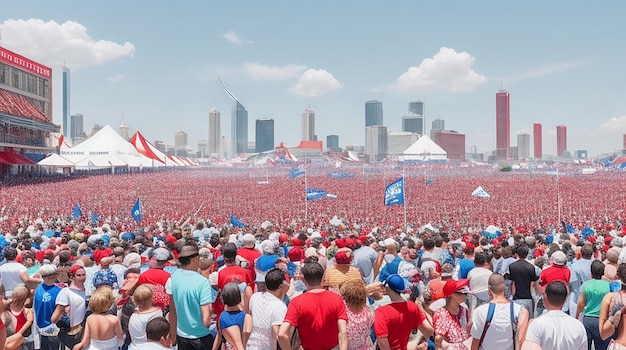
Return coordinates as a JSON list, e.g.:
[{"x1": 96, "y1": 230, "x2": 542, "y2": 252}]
[
  {"x1": 556, "y1": 125, "x2": 567, "y2": 157},
  {"x1": 496, "y1": 91, "x2": 510, "y2": 160},
  {"x1": 533, "y1": 123, "x2": 542, "y2": 159},
  {"x1": 433, "y1": 130, "x2": 466, "y2": 162}
]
